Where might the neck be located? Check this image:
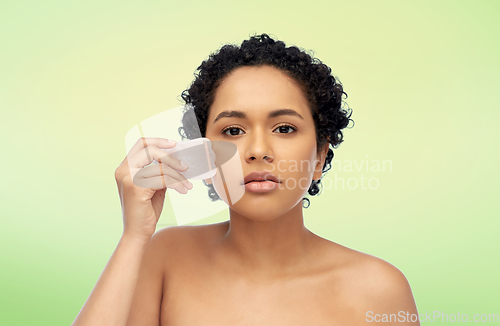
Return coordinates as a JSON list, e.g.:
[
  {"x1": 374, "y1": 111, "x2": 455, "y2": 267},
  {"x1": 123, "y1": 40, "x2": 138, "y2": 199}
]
[{"x1": 217, "y1": 201, "x2": 317, "y2": 281}]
